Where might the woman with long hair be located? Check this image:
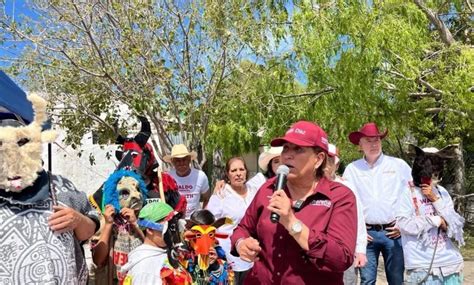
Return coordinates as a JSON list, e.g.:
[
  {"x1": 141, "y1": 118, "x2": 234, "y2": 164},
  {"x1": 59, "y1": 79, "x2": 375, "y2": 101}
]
[{"x1": 207, "y1": 157, "x2": 259, "y2": 284}]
